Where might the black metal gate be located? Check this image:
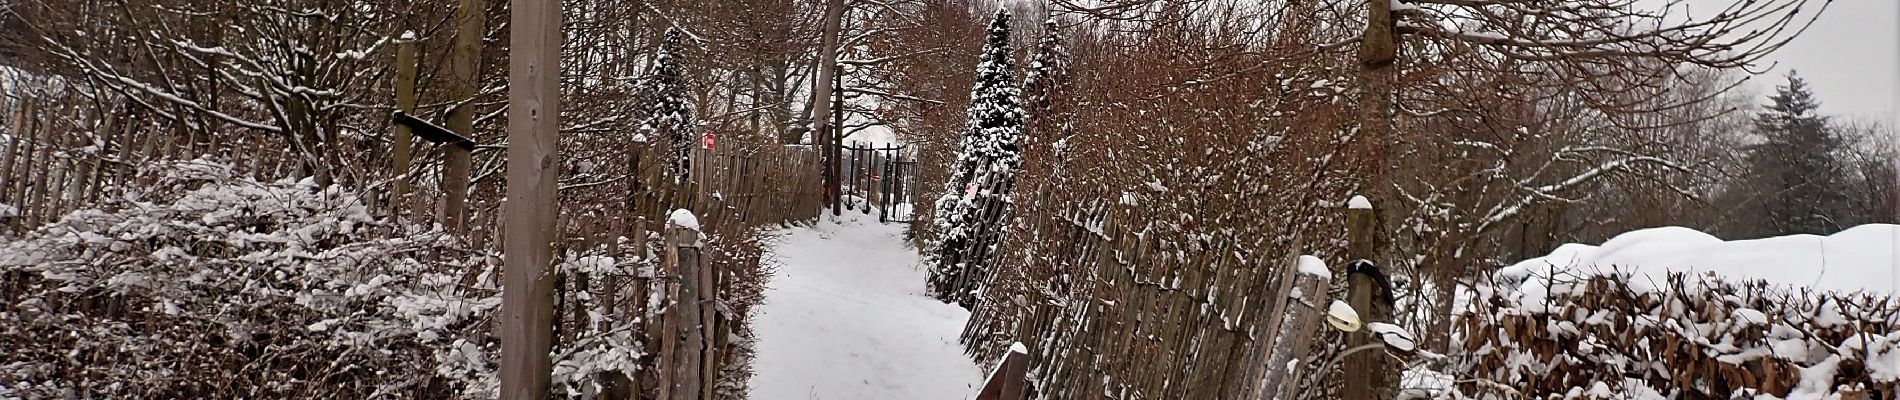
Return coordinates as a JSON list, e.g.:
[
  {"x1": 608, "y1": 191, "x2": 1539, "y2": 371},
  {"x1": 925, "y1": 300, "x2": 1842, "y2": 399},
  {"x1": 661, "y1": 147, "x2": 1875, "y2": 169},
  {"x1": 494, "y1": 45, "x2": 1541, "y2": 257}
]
[{"x1": 842, "y1": 141, "x2": 918, "y2": 224}]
